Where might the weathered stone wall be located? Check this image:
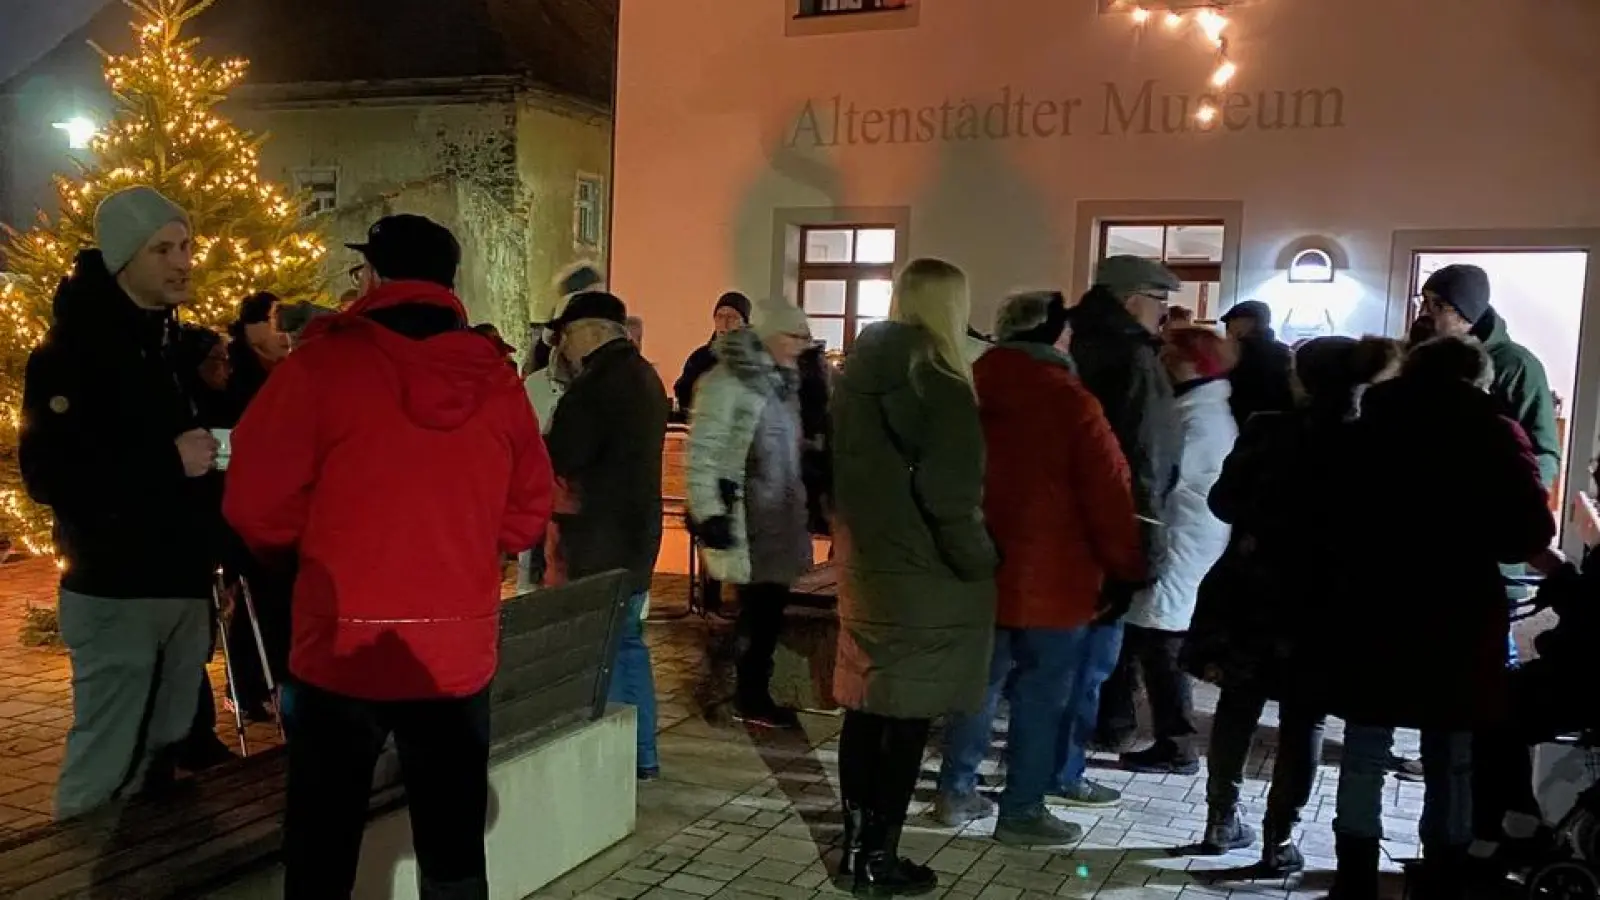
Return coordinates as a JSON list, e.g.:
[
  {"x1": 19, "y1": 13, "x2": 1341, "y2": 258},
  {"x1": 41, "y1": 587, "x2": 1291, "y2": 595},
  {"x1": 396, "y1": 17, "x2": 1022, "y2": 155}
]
[
  {"x1": 238, "y1": 94, "x2": 614, "y2": 353},
  {"x1": 516, "y1": 94, "x2": 615, "y2": 326},
  {"x1": 240, "y1": 101, "x2": 528, "y2": 331}
]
